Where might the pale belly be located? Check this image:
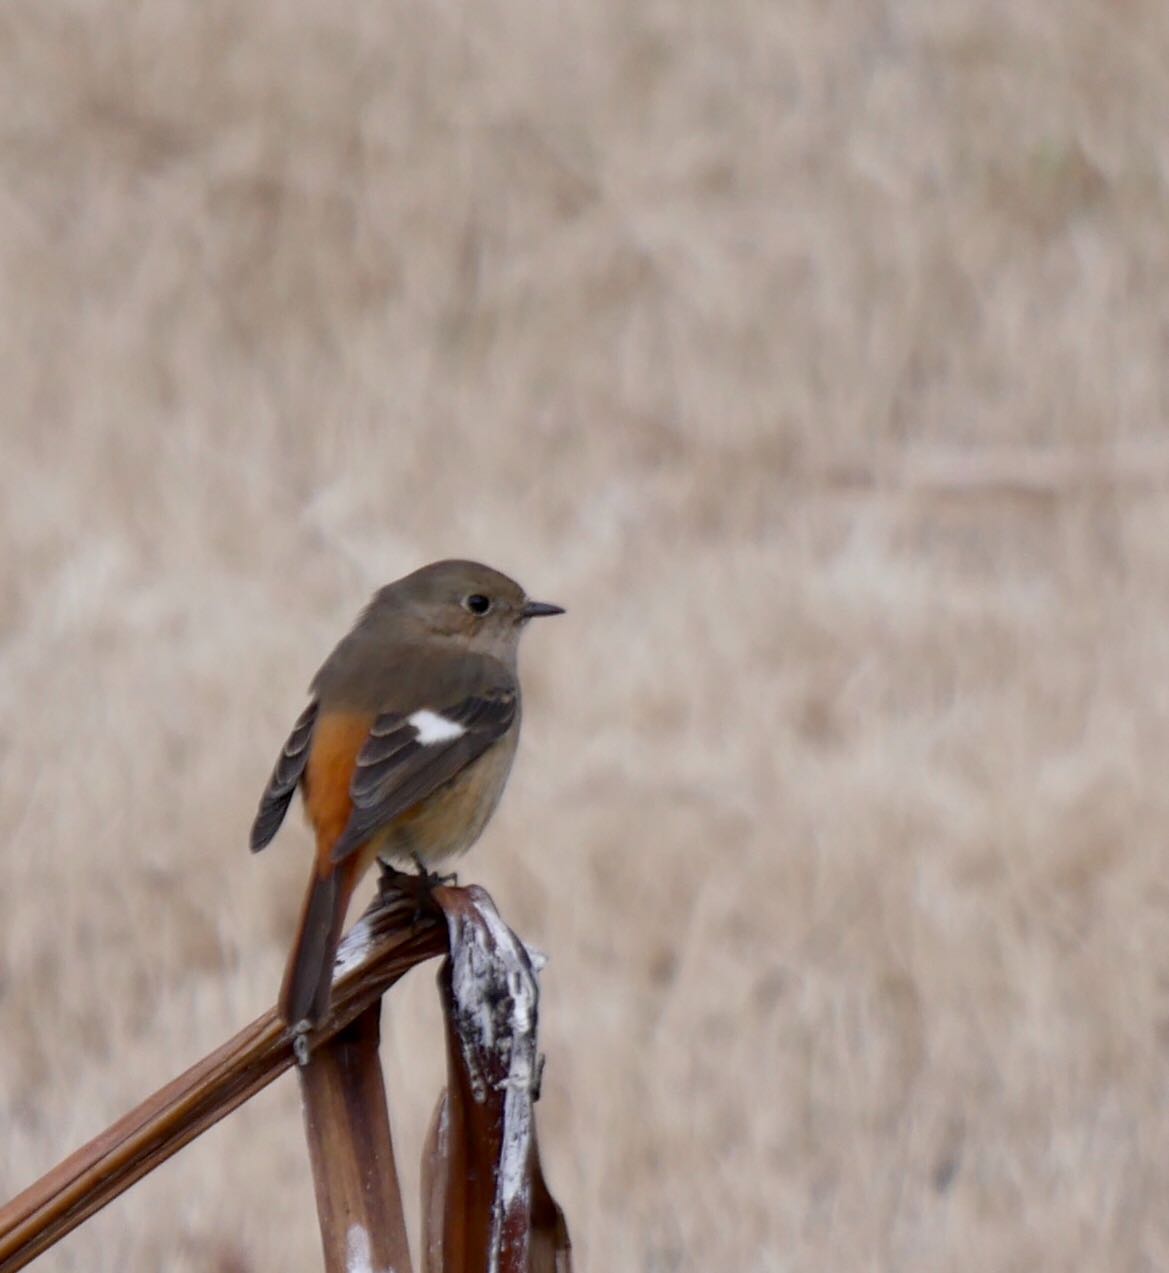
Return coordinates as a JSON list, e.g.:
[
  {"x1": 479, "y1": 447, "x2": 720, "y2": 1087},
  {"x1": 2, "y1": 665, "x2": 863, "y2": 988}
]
[{"x1": 373, "y1": 728, "x2": 519, "y2": 869}]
